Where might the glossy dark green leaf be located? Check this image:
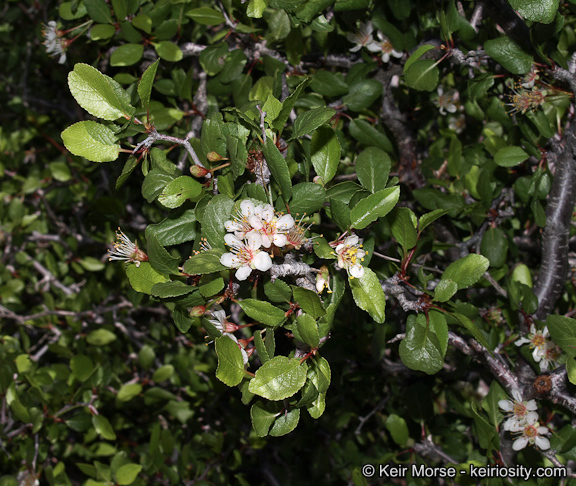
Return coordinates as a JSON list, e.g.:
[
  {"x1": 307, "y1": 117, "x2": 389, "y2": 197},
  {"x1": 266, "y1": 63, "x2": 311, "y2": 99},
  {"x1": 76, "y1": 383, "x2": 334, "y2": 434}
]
[
  {"x1": 158, "y1": 176, "x2": 203, "y2": 209},
  {"x1": 145, "y1": 209, "x2": 197, "y2": 246},
  {"x1": 442, "y1": 254, "x2": 489, "y2": 290},
  {"x1": 264, "y1": 279, "x2": 292, "y2": 302},
  {"x1": 289, "y1": 183, "x2": 325, "y2": 215},
  {"x1": 310, "y1": 127, "x2": 341, "y2": 183},
  {"x1": 183, "y1": 249, "x2": 226, "y2": 275},
  {"x1": 349, "y1": 119, "x2": 394, "y2": 153},
  {"x1": 480, "y1": 227, "x2": 508, "y2": 268},
  {"x1": 138, "y1": 59, "x2": 159, "y2": 112},
  {"x1": 150, "y1": 281, "x2": 193, "y2": 298},
  {"x1": 404, "y1": 59, "x2": 439, "y2": 92},
  {"x1": 200, "y1": 194, "x2": 235, "y2": 249},
  {"x1": 296, "y1": 313, "x2": 320, "y2": 348},
  {"x1": 186, "y1": 7, "x2": 225, "y2": 25},
  {"x1": 546, "y1": 315, "x2": 576, "y2": 358},
  {"x1": 484, "y1": 37, "x2": 533, "y2": 74},
  {"x1": 350, "y1": 186, "x2": 400, "y2": 229},
  {"x1": 342, "y1": 80, "x2": 382, "y2": 112},
  {"x1": 154, "y1": 41, "x2": 183, "y2": 62},
  {"x1": 310, "y1": 71, "x2": 348, "y2": 97},
  {"x1": 262, "y1": 138, "x2": 292, "y2": 200},
  {"x1": 356, "y1": 147, "x2": 391, "y2": 193},
  {"x1": 494, "y1": 146, "x2": 529, "y2": 167},
  {"x1": 389, "y1": 207, "x2": 417, "y2": 251},
  {"x1": 509, "y1": 0, "x2": 559, "y2": 24},
  {"x1": 291, "y1": 107, "x2": 335, "y2": 139},
  {"x1": 146, "y1": 232, "x2": 179, "y2": 275},
  {"x1": 110, "y1": 43, "x2": 144, "y2": 66},
  {"x1": 238, "y1": 299, "x2": 286, "y2": 326},
  {"x1": 349, "y1": 268, "x2": 386, "y2": 323},
  {"x1": 292, "y1": 287, "x2": 326, "y2": 318},
  {"x1": 399, "y1": 315, "x2": 443, "y2": 374},
  {"x1": 85, "y1": 0, "x2": 113, "y2": 23}
]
